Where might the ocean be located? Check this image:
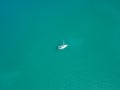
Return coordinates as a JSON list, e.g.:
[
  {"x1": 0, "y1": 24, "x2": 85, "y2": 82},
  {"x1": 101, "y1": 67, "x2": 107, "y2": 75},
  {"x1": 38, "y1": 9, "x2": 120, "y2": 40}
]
[{"x1": 0, "y1": 0, "x2": 120, "y2": 90}]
